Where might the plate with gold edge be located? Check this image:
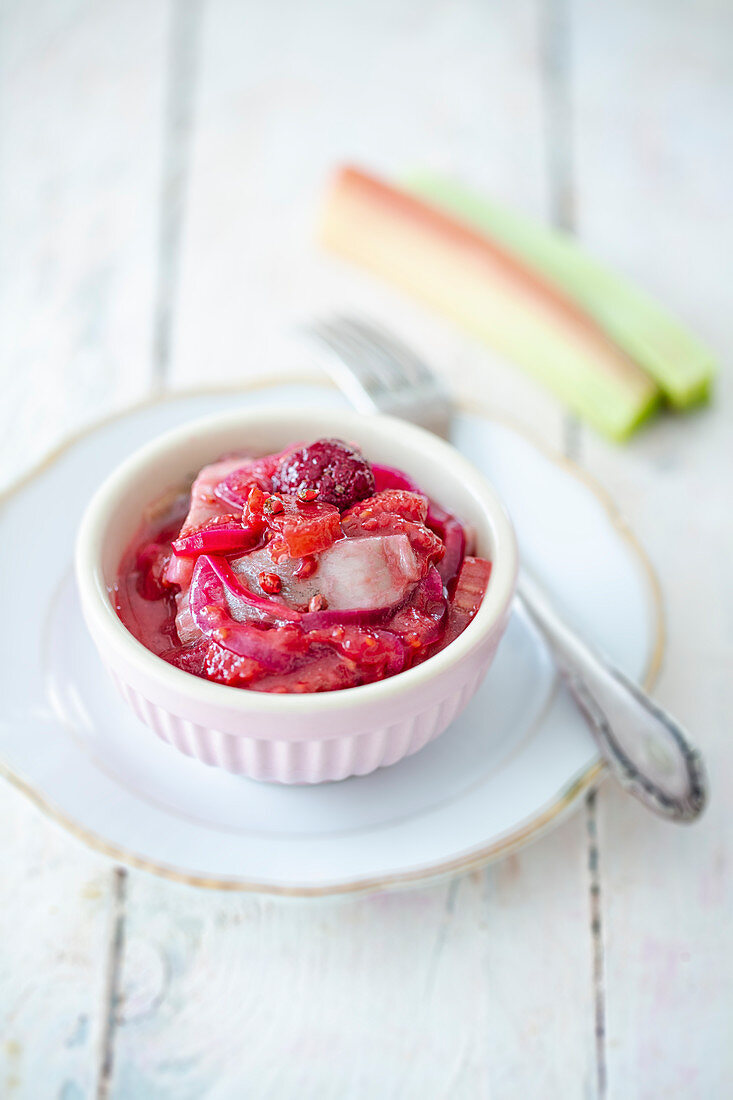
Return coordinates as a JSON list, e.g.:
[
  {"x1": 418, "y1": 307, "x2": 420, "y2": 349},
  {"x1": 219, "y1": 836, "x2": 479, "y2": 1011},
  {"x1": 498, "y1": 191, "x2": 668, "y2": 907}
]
[{"x1": 0, "y1": 382, "x2": 662, "y2": 895}]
